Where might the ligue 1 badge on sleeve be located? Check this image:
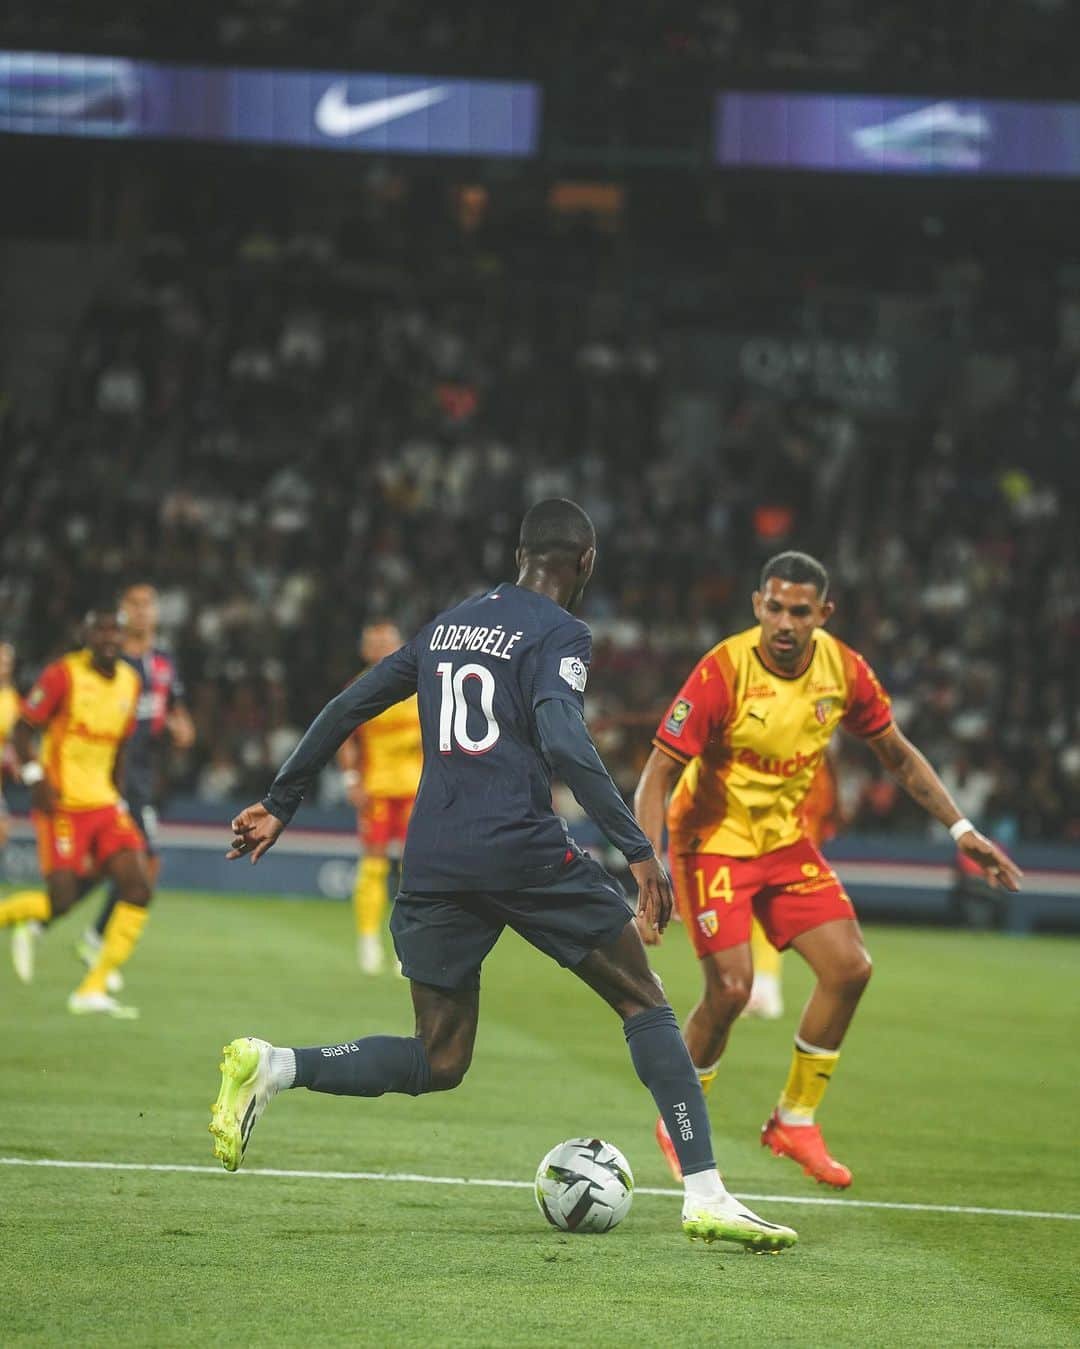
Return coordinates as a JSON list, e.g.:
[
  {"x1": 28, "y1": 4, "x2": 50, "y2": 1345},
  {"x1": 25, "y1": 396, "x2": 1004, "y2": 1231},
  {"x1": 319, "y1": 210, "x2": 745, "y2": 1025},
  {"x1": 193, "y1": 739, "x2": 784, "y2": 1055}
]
[
  {"x1": 558, "y1": 656, "x2": 588, "y2": 693},
  {"x1": 664, "y1": 698, "x2": 693, "y2": 737}
]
